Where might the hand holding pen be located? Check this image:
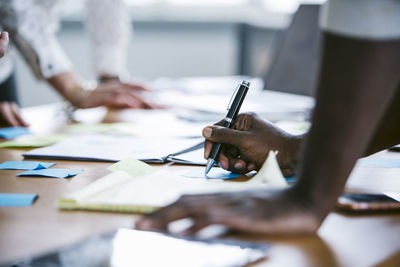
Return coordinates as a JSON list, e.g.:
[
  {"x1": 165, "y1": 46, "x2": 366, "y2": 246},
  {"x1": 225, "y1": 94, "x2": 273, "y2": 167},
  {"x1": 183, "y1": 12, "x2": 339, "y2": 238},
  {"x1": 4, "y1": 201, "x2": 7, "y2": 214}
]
[{"x1": 205, "y1": 81, "x2": 250, "y2": 174}]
